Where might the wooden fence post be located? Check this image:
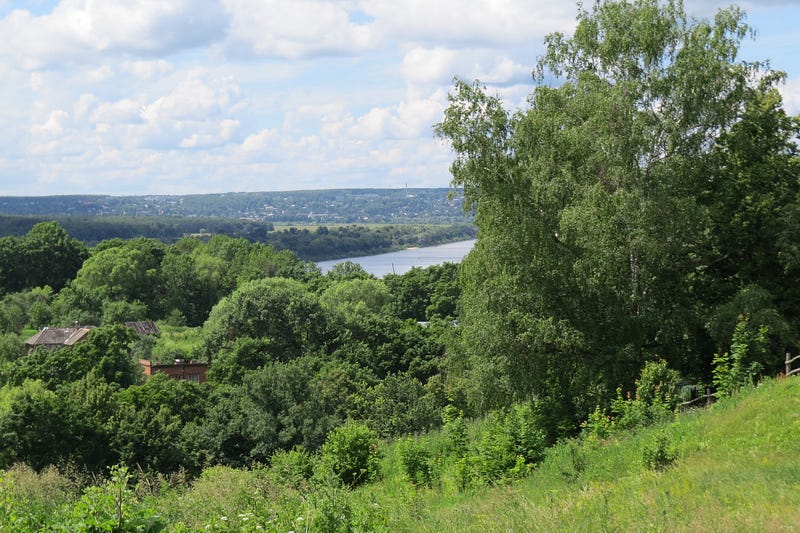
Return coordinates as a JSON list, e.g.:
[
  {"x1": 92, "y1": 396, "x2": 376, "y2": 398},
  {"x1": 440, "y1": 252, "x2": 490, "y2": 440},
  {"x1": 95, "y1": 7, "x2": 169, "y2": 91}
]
[{"x1": 788, "y1": 352, "x2": 792, "y2": 377}]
